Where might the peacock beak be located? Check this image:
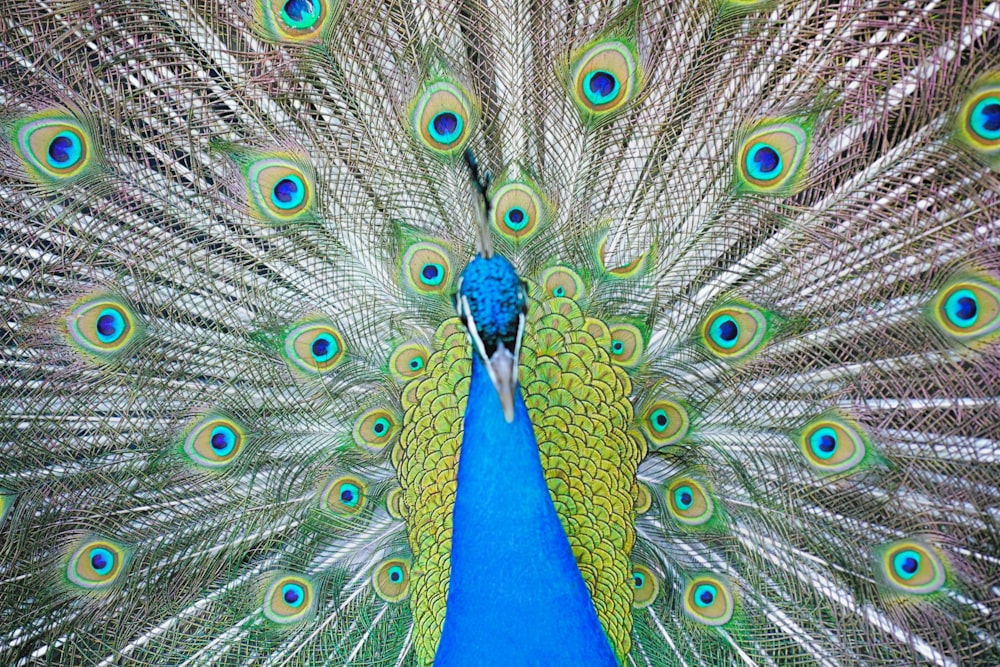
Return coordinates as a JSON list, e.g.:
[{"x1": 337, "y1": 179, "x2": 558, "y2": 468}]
[{"x1": 486, "y1": 347, "x2": 517, "y2": 423}]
